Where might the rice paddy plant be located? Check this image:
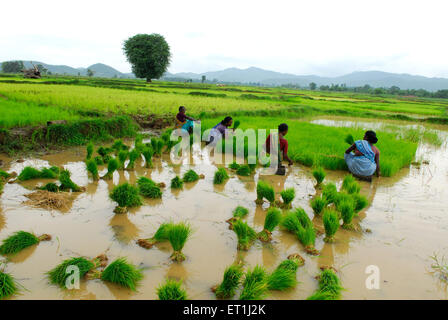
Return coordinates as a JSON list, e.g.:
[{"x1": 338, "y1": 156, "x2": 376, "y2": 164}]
[
  {"x1": 0, "y1": 231, "x2": 51, "y2": 255},
  {"x1": 258, "y1": 208, "x2": 282, "y2": 242},
  {"x1": 157, "y1": 278, "x2": 188, "y2": 300},
  {"x1": 126, "y1": 149, "x2": 140, "y2": 170},
  {"x1": 281, "y1": 211, "x2": 301, "y2": 233},
  {"x1": 109, "y1": 183, "x2": 142, "y2": 213},
  {"x1": 310, "y1": 195, "x2": 327, "y2": 216},
  {"x1": 233, "y1": 206, "x2": 249, "y2": 219},
  {"x1": 86, "y1": 159, "x2": 99, "y2": 181},
  {"x1": 137, "y1": 177, "x2": 162, "y2": 199},
  {"x1": 295, "y1": 208, "x2": 313, "y2": 229},
  {"x1": 213, "y1": 263, "x2": 244, "y2": 299},
  {"x1": 112, "y1": 139, "x2": 127, "y2": 154},
  {"x1": 183, "y1": 169, "x2": 199, "y2": 182},
  {"x1": 118, "y1": 150, "x2": 128, "y2": 170},
  {"x1": 229, "y1": 162, "x2": 240, "y2": 170},
  {"x1": 334, "y1": 192, "x2": 356, "y2": 212},
  {"x1": 323, "y1": 209, "x2": 340, "y2": 243},
  {"x1": 101, "y1": 158, "x2": 118, "y2": 180},
  {"x1": 142, "y1": 147, "x2": 154, "y2": 168},
  {"x1": 86, "y1": 141, "x2": 94, "y2": 160},
  {"x1": 0, "y1": 270, "x2": 17, "y2": 300},
  {"x1": 100, "y1": 258, "x2": 143, "y2": 291},
  {"x1": 232, "y1": 219, "x2": 257, "y2": 251},
  {"x1": 47, "y1": 257, "x2": 95, "y2": 288},
  {"x1": 296, "y1": 224, "x2": 317, "y2": 254},
  {"x1": 236, "y1": 164, "x2": 251, "y2": 176},
  {"x1": 342, "y1": 174, "x2": 355, "y2": 190},
  {"x1": 171, "y1": 176, "x2": 184, "y2": 189},
  {"x1": 342, "y1": 175, "x2": 360, "y2": 194},
  {"x1": 307, "y1": 268, "x2": 343, "y2": 300},
  {"x1": 94, "y1": 156, "x2": 104, "y2": 165},
  {"x1": 322, "y1": 182, "x2": 338, "y2": 204},
  {"x1": 168, "y1": 222, "x2": 192, "y2": 262},
  {"x1": 213, "y1": 168, "x2": 229, "y2": 184},
  {"x1": 267, "y1": 262, "x2": 298, "y2": 291},
  {"x1": 137, "y1": 222, "x2": 174, "y2": 249},
  {"x1": 351, "y1": 193, "x2": 369, "y2": 213},
  {"x1": 151, "y1": 138, "x2": 164, "y2": 156},
  {"x1": 239, "y1": 265, "x2": 269, "y2": 300},
  {"x1": 255, "y1": 180, "x2": 275, "y2": 204},
  {"x1": 38, "y1": 182, "x2": 60, "y2": 192},
  {"x1": 280, "y1": 188, "x2": 295, "y2": 208},
  {"x1": 59, "y1": 169, "x2": 82, "y2": 192},
  {"x1": 18, "y1": 166, "x2": 58, "y2": 181},
  {"x1": 312, "y1": 167, "x2": 326, "y2": 186}
]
